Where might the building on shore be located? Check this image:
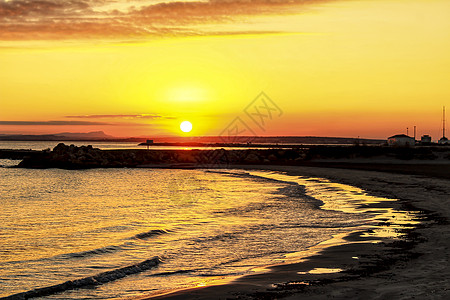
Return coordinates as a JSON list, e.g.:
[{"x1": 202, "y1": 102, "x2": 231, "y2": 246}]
[
  {"x1": 387, "y1": 134, "x2": 415, "y2": 147},
  {"x1": 421, "y1": 135, "x2": 432, "y2": 144},
  {"x1": 439, "y1": 136, "x2": 449, "y2": 145},
  {"x1": 139, "y1": 139, "x2": 154, "y2": 149}
]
